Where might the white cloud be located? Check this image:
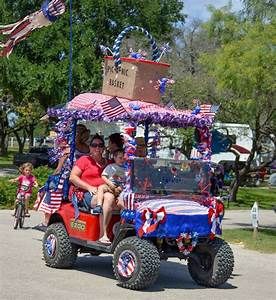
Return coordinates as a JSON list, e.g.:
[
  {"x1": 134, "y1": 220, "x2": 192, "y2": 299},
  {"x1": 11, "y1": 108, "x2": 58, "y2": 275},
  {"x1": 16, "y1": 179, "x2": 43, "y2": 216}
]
[{"x1": 183, "y1": 0, "x2": 242, "y2": 21}]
